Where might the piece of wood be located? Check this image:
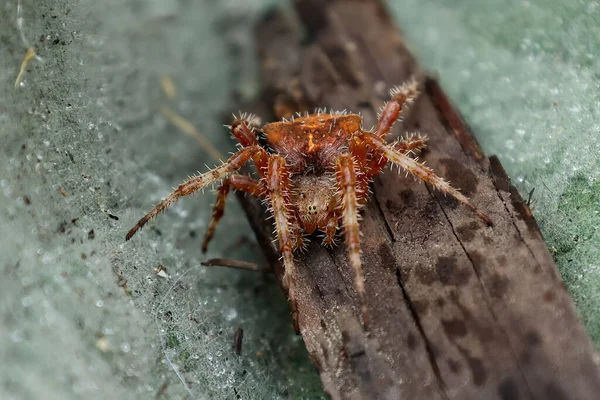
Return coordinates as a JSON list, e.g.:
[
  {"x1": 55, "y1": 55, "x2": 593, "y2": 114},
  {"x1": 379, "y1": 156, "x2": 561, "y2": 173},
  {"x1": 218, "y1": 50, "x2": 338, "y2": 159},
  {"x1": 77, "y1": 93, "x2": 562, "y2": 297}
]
[{"x1": 237, "y1": 1, "x2": 600, "y2": 399}]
